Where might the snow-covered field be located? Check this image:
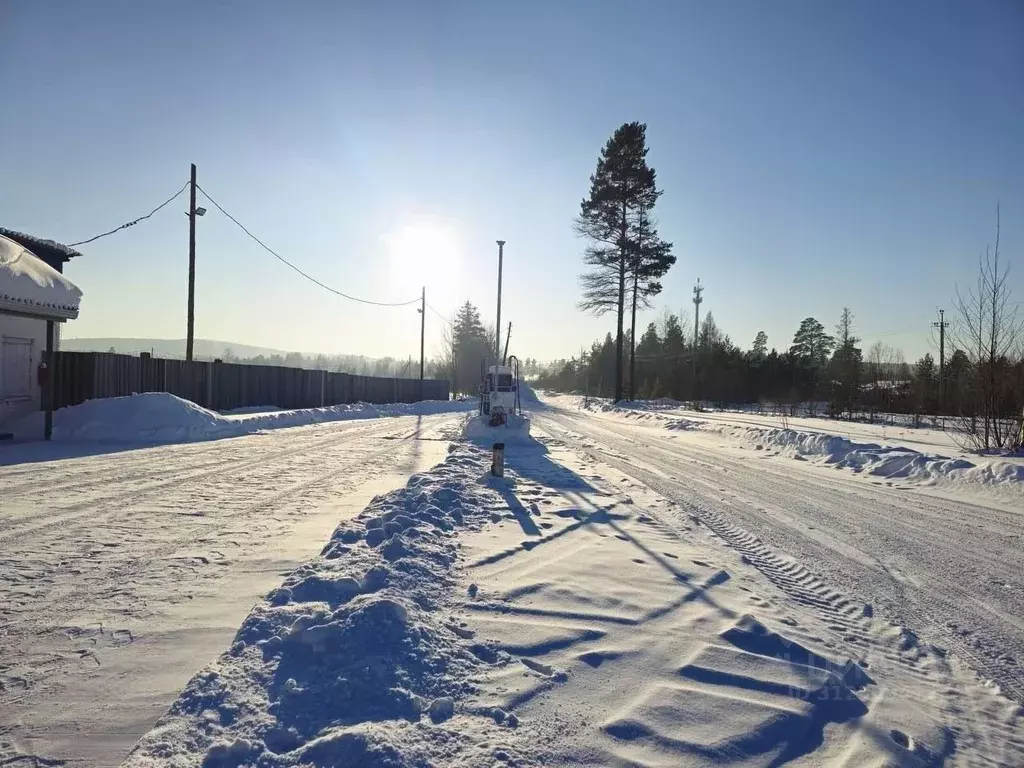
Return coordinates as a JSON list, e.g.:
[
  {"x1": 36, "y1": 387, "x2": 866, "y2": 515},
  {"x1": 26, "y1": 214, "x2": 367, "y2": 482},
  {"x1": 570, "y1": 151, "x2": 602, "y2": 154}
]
[{"x1": 2, "y1": 393, "x2": 1022, "y2": 766}]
